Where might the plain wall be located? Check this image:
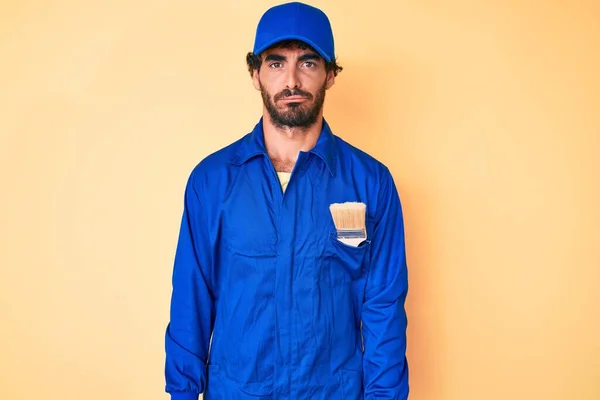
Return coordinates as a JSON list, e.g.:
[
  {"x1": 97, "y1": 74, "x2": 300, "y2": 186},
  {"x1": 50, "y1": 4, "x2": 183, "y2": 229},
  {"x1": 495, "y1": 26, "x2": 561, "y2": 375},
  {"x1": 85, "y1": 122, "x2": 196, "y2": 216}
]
[{"x1": 1, "y1": 0, "x2": 599, "y2": 399}]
